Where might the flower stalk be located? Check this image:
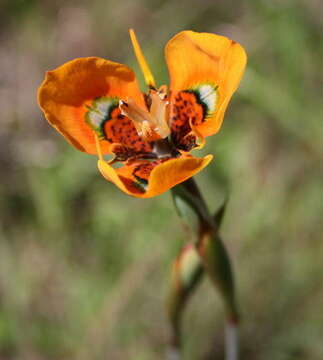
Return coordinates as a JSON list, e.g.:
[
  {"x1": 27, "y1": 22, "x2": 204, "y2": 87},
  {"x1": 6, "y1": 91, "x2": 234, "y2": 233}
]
[
  {"x1": 37, "y1": 27, "x2": 247, "y2": 360},
  {"x1": 169, "y1": 177, "x2": 239, "y2": 359}
]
